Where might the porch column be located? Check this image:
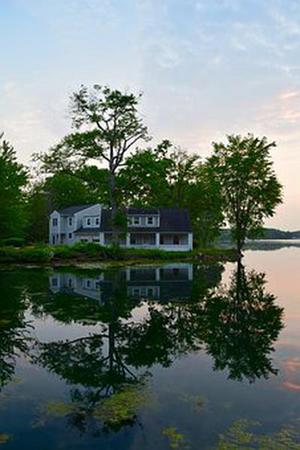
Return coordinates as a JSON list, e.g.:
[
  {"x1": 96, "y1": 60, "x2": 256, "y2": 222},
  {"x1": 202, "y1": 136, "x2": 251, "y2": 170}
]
[
  {"x1": 155, "y1": 232, "x2": 160, "y2": 248},
  {"x1": 188, "y1": 233, "x2": 193, "y2": 250},
  {"x1": 99, "y1": 232, "x2": 104, "y2": 246},
  {"x1": 126, "y1": 233, "x2": 131, "y2": 247},
  {"x1": 155, "y1": 268, "x2": 160, "y2": 281}
]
